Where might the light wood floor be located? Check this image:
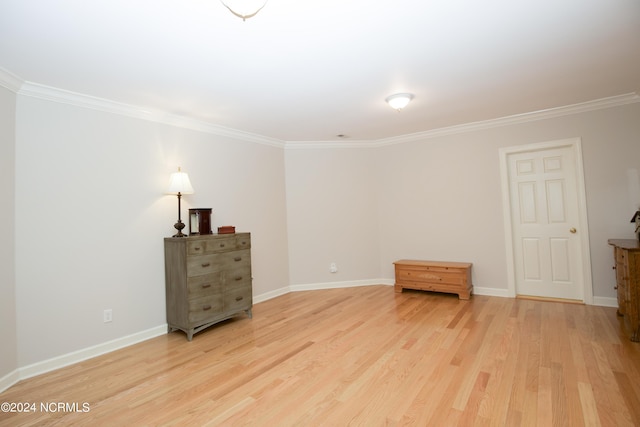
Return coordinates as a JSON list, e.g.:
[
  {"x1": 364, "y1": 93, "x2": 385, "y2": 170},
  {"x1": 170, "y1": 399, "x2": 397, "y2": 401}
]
[{"x1": 2, "y1": 286, "x2": 640, "y2": 426}]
